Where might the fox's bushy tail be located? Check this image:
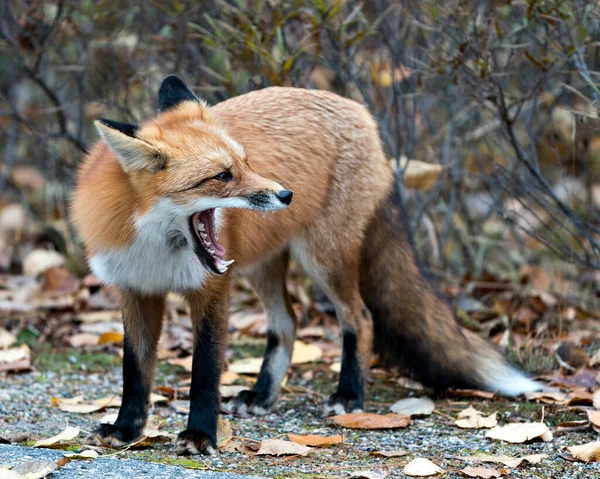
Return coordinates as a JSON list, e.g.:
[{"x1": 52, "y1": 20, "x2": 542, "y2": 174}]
[{"x1": 359, "y1": 181, "x2": 541, "y2": 396}]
